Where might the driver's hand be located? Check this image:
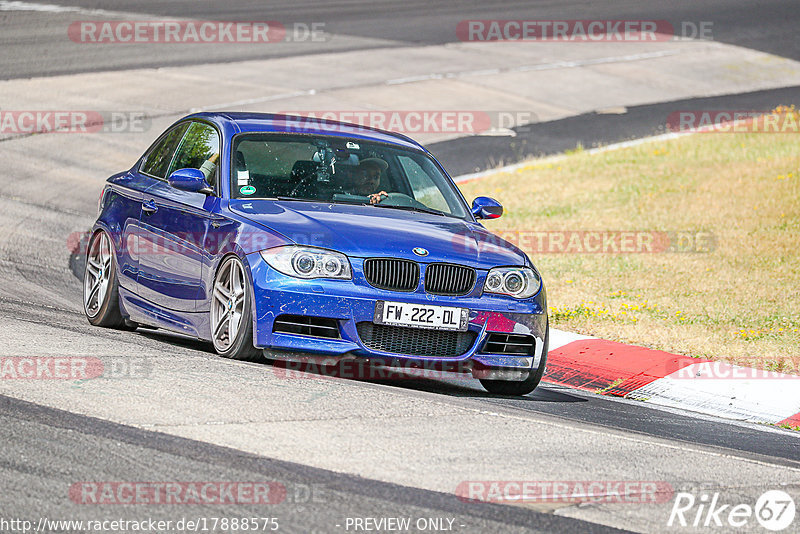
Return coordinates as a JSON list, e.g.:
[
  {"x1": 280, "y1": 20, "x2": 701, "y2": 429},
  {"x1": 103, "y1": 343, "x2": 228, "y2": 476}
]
[
  {"x1": 199, "y1": 154, "x2": 219, "y2": 181},
  {"x1": 369, "y1": 191, "x2": 388, "y2": 205}
]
